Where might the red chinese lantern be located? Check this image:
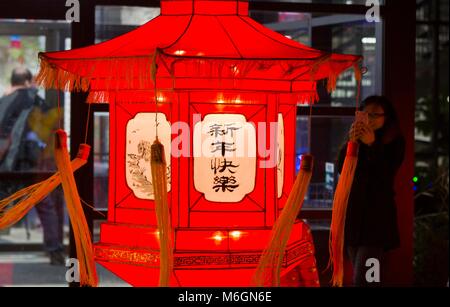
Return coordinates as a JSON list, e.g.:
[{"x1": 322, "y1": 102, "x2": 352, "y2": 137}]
[{"x1": 35, "y1": 0, "x2": 361, "y2": 286}]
